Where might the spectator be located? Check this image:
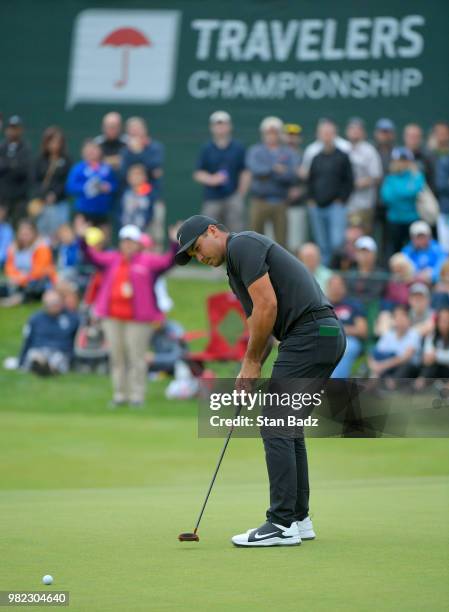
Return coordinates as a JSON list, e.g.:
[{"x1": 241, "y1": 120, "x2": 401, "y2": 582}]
[
  {"x1": 77, "y1": 220, "x2": 179, "y2": 407},
  {"x1": 55, "y1": 279, "x2": 80, "y2": 312},
  {"x1": 345, "y1": 236, "x2": 387, "y2": 306},
  {"x1": 381, "y1": 147, "x2": 424, "y2": 254},
  {"x1": 330, "y1": 224, "x2": 364, "y2": 271},
  {"x1": 94, "y1": 111, "x2": 127, "y2": 171},
  {"x1": 403, "y1": 123, "x2": 435, "y2": 192},
  {"x1": 284, "y1": 122, "x2": 309, "y2": 250},
  {"x1": 297, "y1": 242, "x2": 332, "y2": 291},
  {"x1": 145, "y1": 320, "x2": 187, "y2": 376},
  {"x1": 54, "y1": 223, "x2": 80, "y2": 283},
  {"x1": 345, "y1": 118, "x2": 383, "y2": 232},
  {"x1": 2, "y1": 219, "x2": 56, "y2": 304},
  {"x1": 307, "y1": 120, "x2": 354, "y2": 266},
  {"x1": 402, "y1": 220, "x2": 447, "y2": 283},
  {"x1": 368, "y1": 304, "x2": 421, "y2": 384},
  {"x1": 432, "y1": 258, "x2": 449, "y2": 310},
  {"x1": 18, "y1": 289, "x2": 79, "y2": 376},
  {"x1": 408, "y1": 282, "x2": 435, "y2": 339},
  {"x1": 246, "y1": 116, "x2": 297, "y2": 247},
  {"x1": 0, "y1": 115, "x2": 32, "y2": 226},
  {"x1": 193, "y1": 110, "x2": 246, "y2": 232},
  {"x1": 32, "y1": 126, "x2": 71, "y2": 239},
  {"x1": 384, "y1": 252, "x2": 415, "y2": 308},
  {"x1": 0, "y1": 204, "x2": 14, "y2": 268},
  {"x1": 374, "y1": 118, "x2": 396, "y2": 176},
  {"x1": 414, "y1": 308, "x2": 449, "y2": 390},
  {"x1": 121, "y1": 164, "x2": 154, "y2": 231},
  {"x1": 66, "y1": 139, "x2": 117, "y2": 227},
  {"x1": 300, "y1": 118, "x2": 350, "y2": 177},
  {"x1": 326, "y1": 274, "x2": 368, "y2": 378},
  {"x1": 432, "y1": 121, "x2": 449, "y2": 250}
]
